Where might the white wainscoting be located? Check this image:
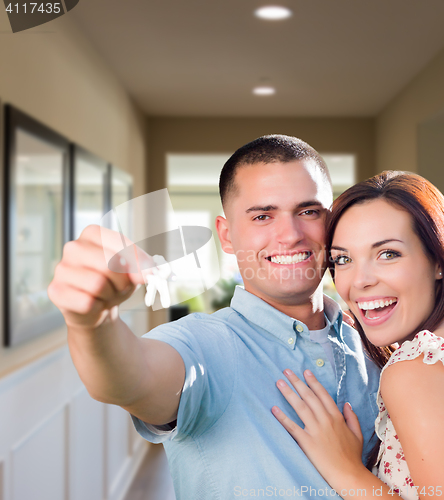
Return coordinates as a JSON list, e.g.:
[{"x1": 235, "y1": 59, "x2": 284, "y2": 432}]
[{"x1": 0, "y1": 346, "x2": 147, "y2": 500}]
